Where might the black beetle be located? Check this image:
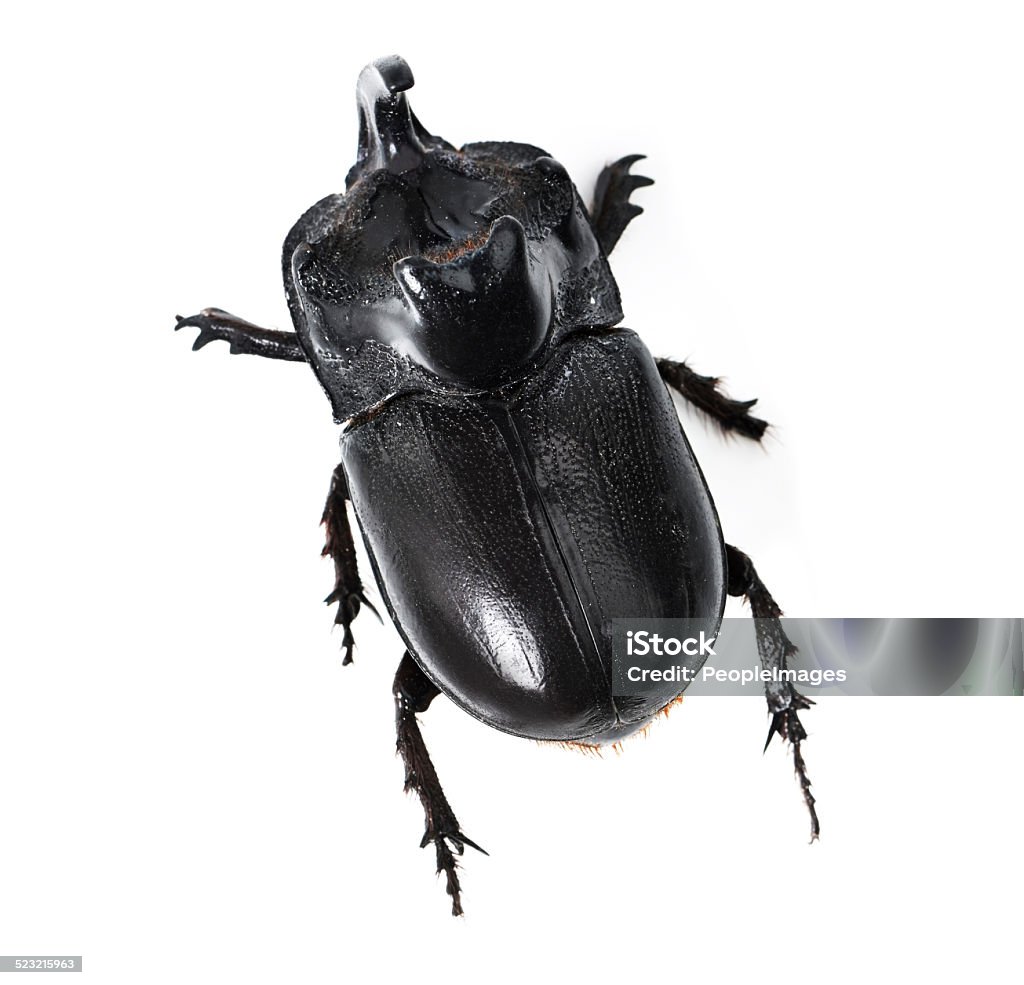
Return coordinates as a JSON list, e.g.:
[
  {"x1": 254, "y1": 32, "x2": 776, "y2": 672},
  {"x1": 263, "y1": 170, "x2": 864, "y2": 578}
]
[{"x1": 175, "y1": 54, "x2": 818, "y2": 916}]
